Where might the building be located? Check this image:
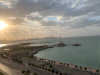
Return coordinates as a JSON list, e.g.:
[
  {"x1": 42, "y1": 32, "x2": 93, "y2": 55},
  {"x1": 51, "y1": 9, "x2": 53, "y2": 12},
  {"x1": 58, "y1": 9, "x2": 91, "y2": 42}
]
[{"x1": 57, "y1": 36, "x2": 66, "y2": 47}]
